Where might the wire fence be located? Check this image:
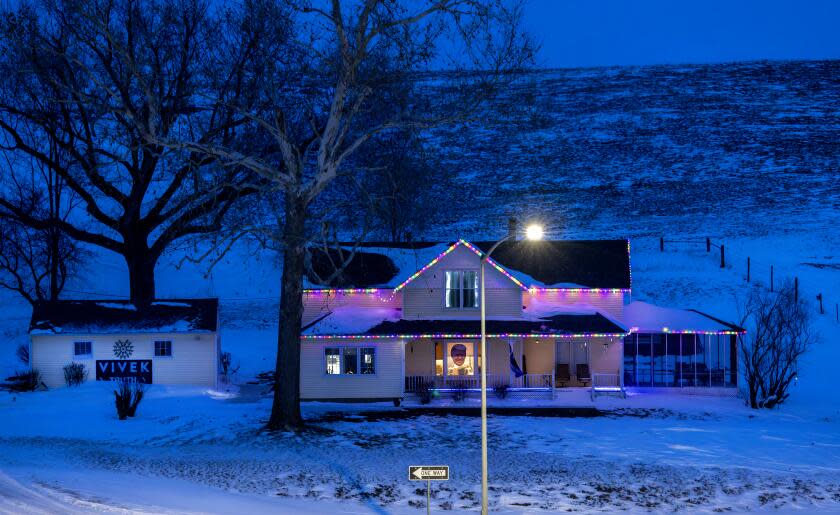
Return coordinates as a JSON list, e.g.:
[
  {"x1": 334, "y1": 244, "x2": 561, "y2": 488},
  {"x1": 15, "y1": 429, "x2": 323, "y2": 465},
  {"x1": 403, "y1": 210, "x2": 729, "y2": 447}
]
[{"x1": 659, "y1": 237, "x2": 839, "y2": 324}]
